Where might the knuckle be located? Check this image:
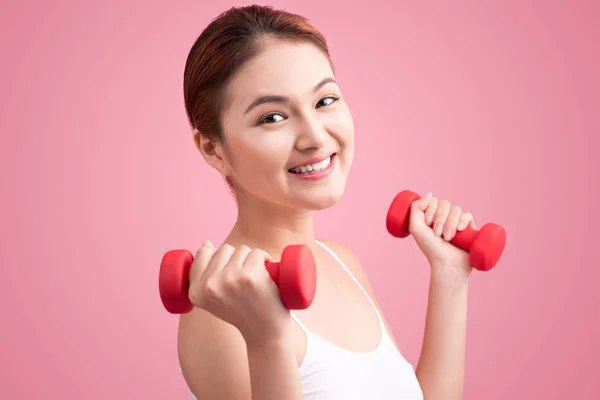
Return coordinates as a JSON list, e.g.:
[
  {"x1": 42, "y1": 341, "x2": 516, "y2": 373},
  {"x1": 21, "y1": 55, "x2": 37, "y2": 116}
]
[
  {"x1": 222, "y1": 273, "x2": 239, "y2": 291},
  {"x1": 249, "y1": 248, "x2": 265, "y2": 259},
  {"x1": 239, "y1": 270, "x2": 259, "y2": 287},
  {"x1": 238, "y1": 245, "x2": 252, "y2": 253},
  {"x1": 203, "y1": 279, "x2": 220, "y2": 300},
  {"x1": 235, "y1": 245, "x2": 252, "y2": 261},
  {"x1": 220, "y1": 244, "x2": 235, "y2": 253}
]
